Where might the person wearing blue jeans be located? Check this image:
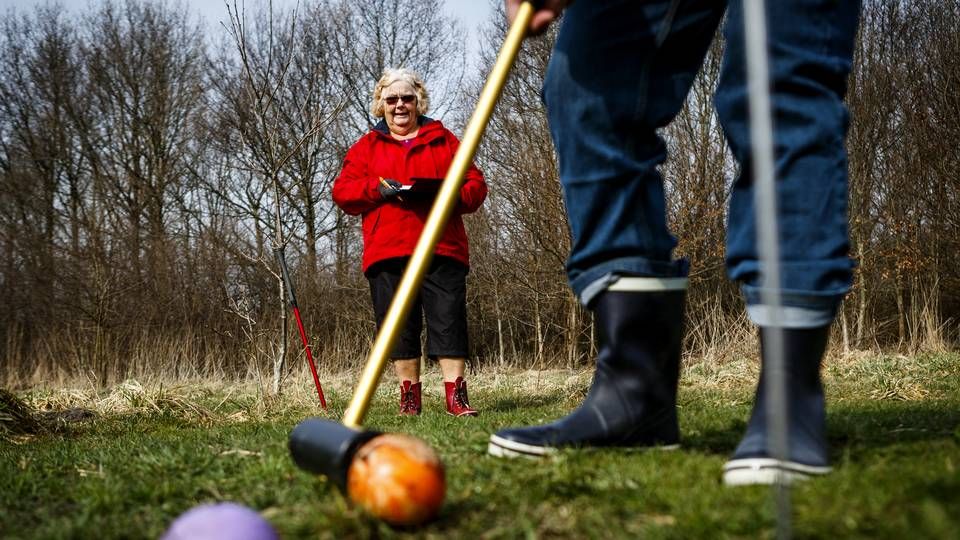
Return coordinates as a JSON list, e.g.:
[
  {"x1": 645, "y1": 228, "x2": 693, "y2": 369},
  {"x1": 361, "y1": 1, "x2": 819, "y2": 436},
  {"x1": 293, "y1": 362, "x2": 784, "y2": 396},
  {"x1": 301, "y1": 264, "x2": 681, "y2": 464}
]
[{"x1": 488, "y1": 0, "x2": 861, "y2": 485}]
